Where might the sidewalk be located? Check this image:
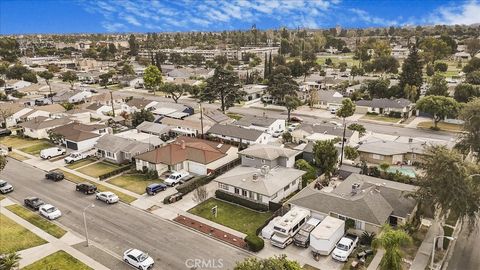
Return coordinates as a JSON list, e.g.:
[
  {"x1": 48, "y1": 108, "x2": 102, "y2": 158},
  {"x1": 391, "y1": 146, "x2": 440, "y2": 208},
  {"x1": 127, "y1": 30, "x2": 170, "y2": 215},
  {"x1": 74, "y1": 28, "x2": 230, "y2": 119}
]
[
  {"x1": 367, "y1": 249, "x2": 384, "y2": 270},
  {"x1": 411, "y1": 221, "x2": 441, "y2": 270},
  {"x1": 1, "y1": 198, "x2": 110, "y2": 270}
]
